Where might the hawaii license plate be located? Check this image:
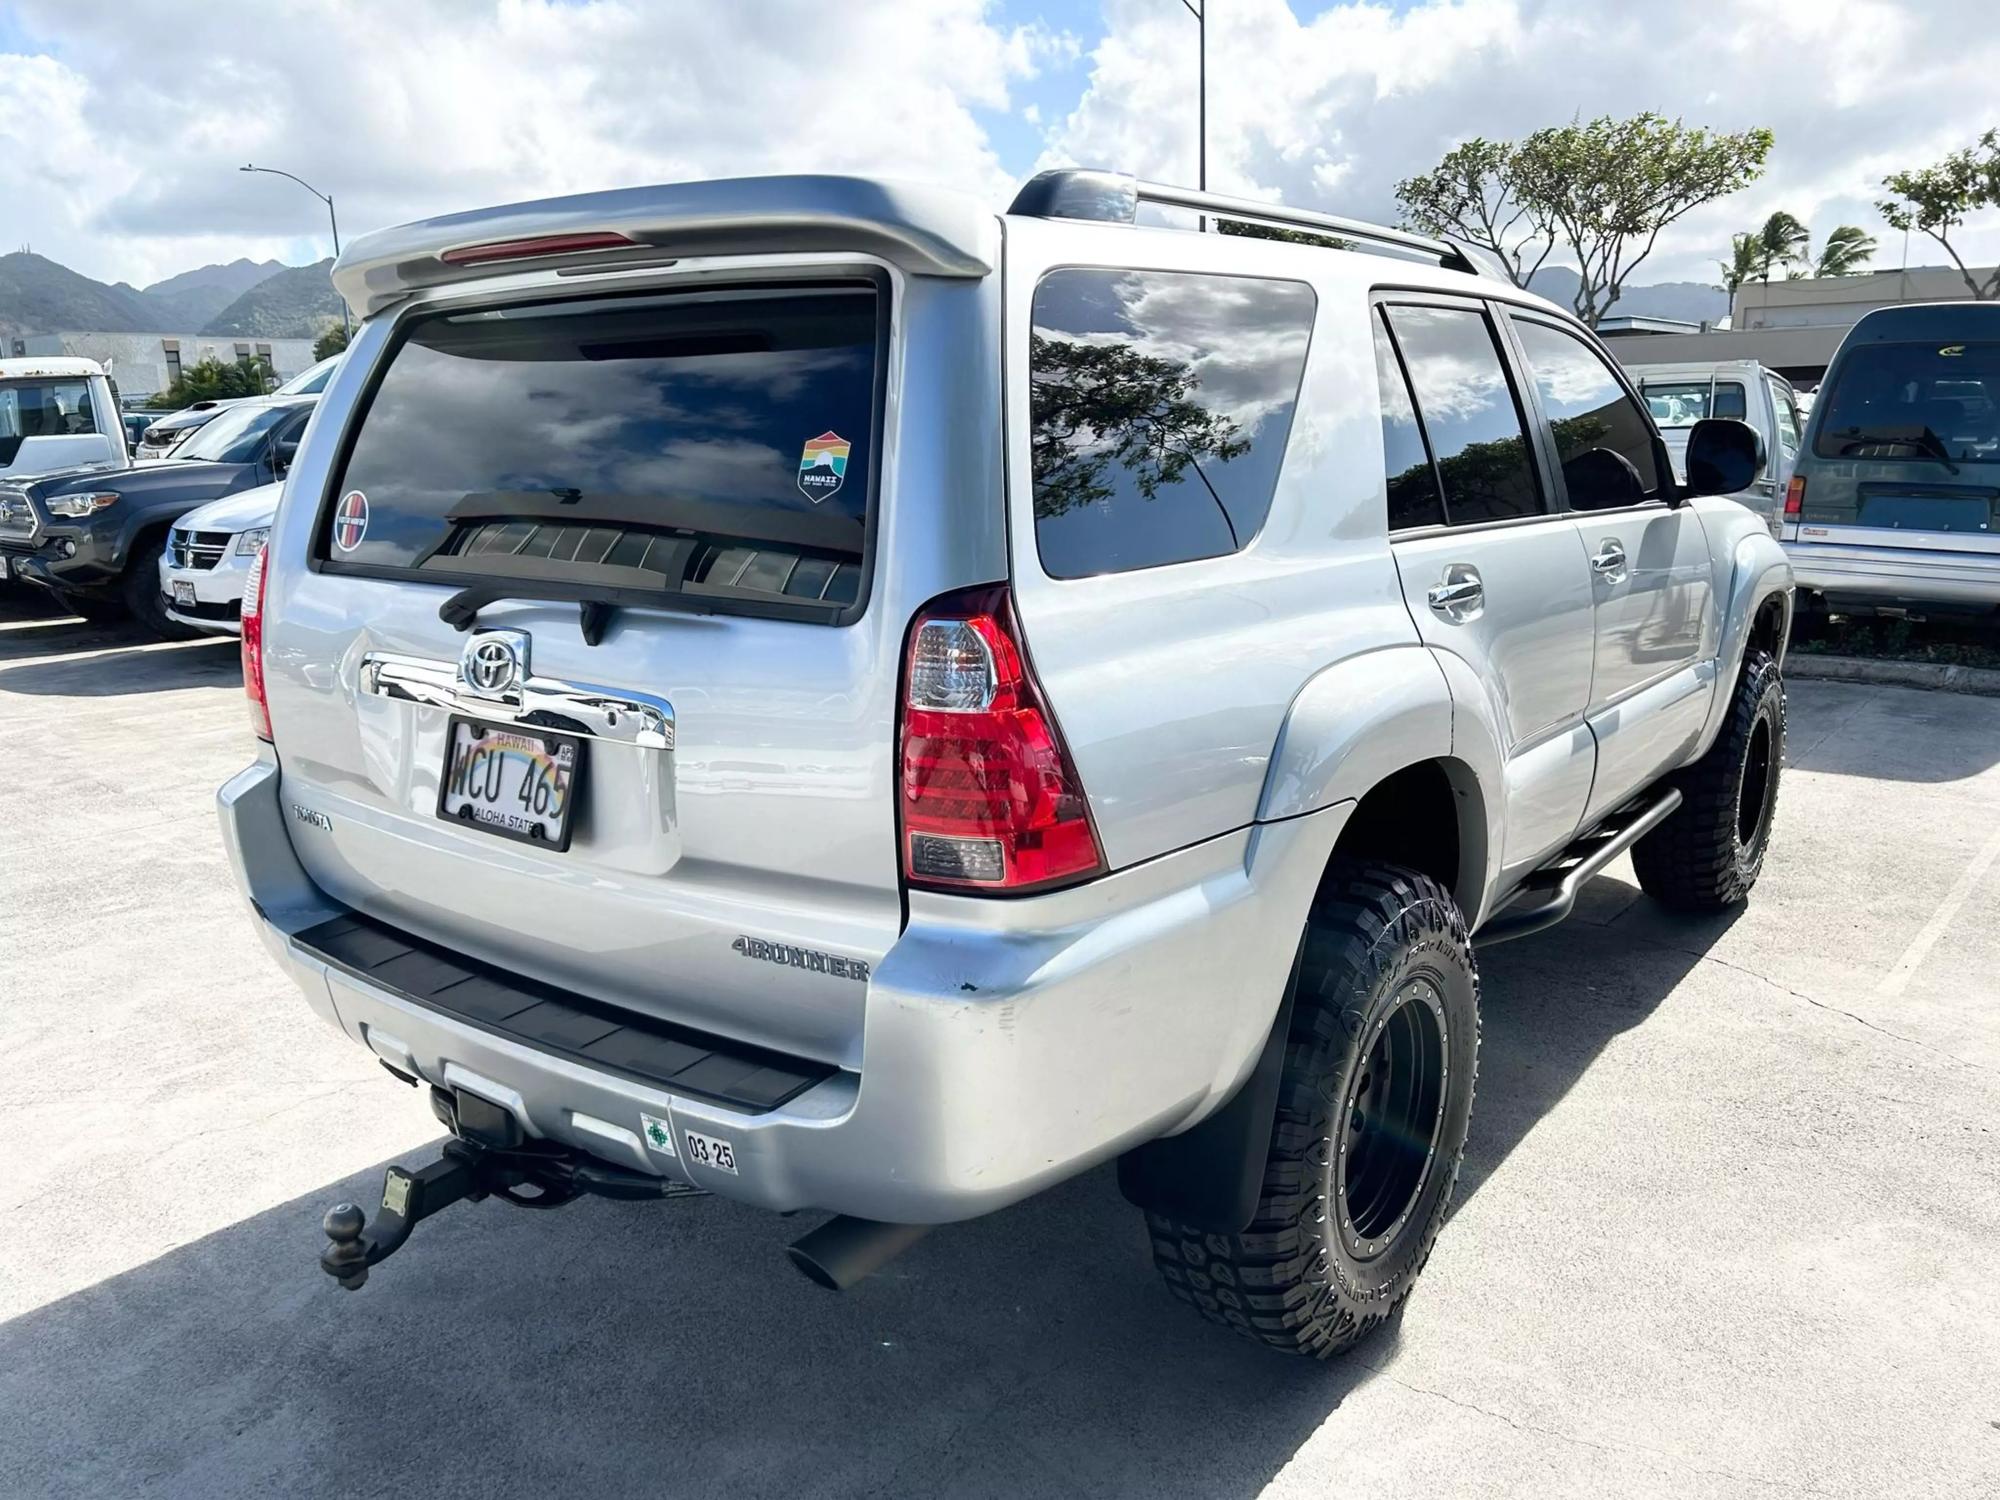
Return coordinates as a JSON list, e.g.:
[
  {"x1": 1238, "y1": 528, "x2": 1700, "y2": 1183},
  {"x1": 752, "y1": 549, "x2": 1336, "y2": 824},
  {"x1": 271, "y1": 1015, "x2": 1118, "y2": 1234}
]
[{"x1": 436, "y1": 716, "x2": 583, "y2": 851}]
